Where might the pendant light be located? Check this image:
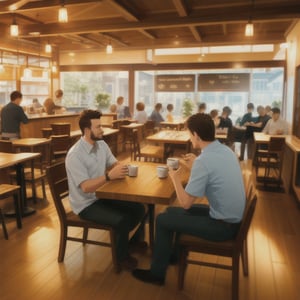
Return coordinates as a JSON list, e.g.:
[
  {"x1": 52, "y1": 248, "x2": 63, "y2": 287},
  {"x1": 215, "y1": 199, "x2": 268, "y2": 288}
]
[
  {"x1": 106, "y1": 41, "x2": 113, "y2": 54},
  {"x1": 10, "y1": 15, "x2": 19, "y2": 37},
  {"x1": 58, "y1": 1, "x2": 68, "y2": 23}
]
